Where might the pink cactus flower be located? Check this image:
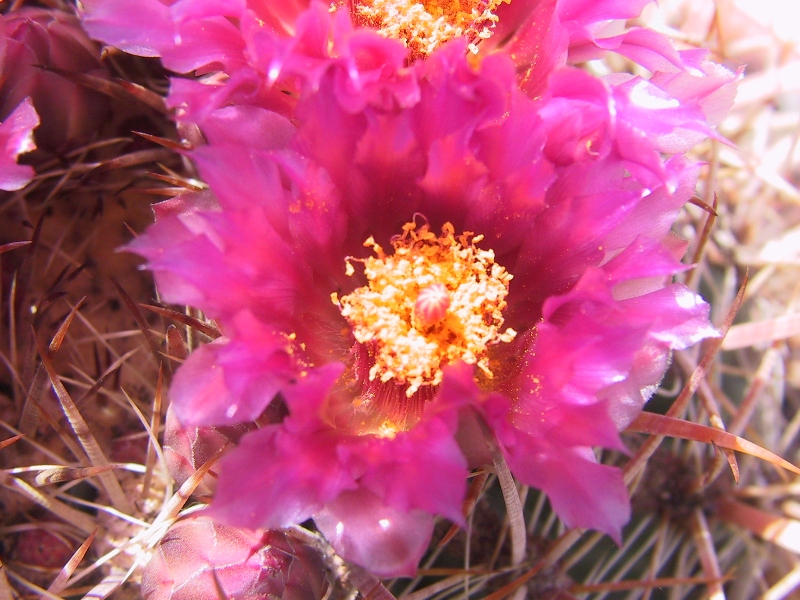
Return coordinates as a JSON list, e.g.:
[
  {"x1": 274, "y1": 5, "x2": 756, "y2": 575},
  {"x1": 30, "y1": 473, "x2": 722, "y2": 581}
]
[
  {"x1": 1, "y1": 7, "x2": 110, "y2": 151},
  {"x1": 126, "y1": 4, "x2": 735, "y2": 576},
  {"x1": 0, "y1": 97, "x2": 38, "y2": 191},
  {"x1": 80, "y1": 0, "x2": 739, "y2": 133}
]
